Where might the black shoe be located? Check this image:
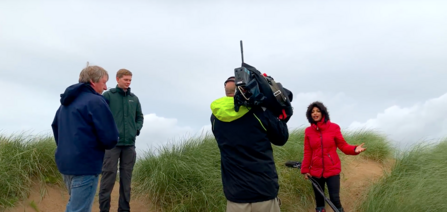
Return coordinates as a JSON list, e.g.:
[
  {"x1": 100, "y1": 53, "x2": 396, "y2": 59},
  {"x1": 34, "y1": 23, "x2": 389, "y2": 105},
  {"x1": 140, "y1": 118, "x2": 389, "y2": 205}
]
[{"x1": 316, "y1": 207, "x2": 326, "y2": 212}]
